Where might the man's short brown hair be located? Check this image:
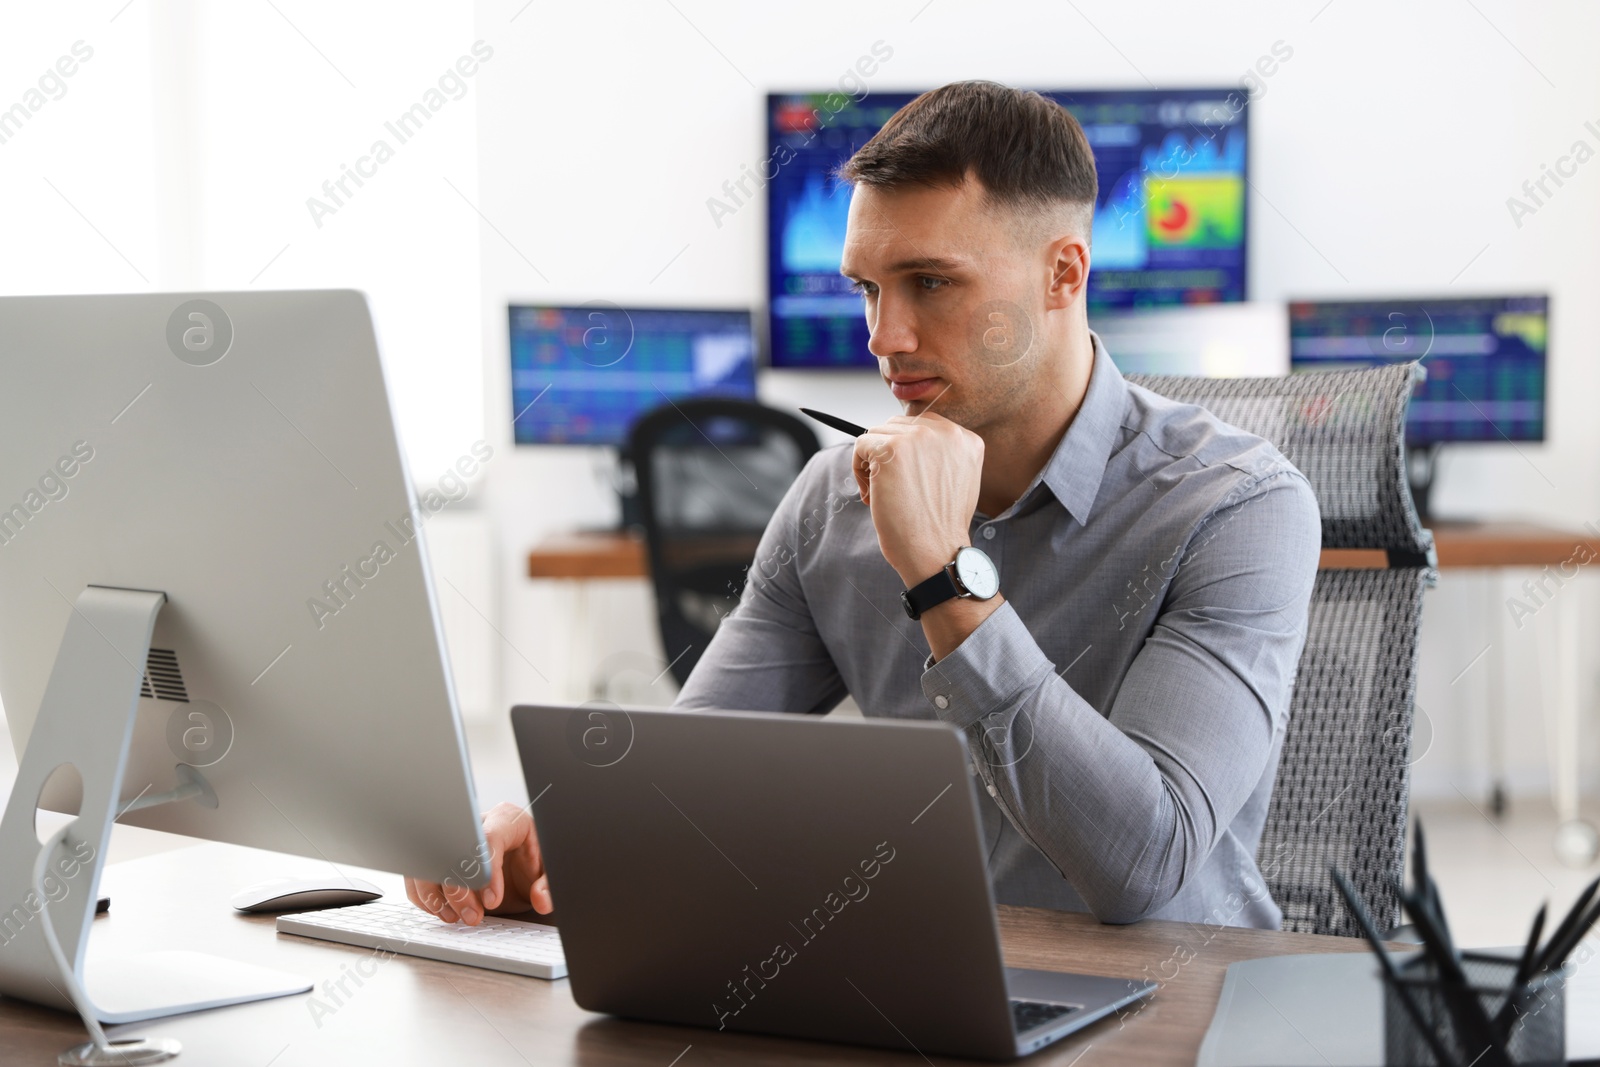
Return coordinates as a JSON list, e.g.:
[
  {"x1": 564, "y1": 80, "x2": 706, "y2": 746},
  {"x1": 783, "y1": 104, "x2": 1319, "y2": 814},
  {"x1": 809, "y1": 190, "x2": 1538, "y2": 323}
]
[{"x1": 837, "y1": 80, "x2": 1098, "y2": 230}]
